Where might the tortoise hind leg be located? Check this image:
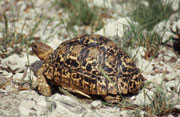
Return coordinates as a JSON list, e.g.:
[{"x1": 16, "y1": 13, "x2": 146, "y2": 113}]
[
  {"x1": 104, "y1": 95, "x2": 121, "y2": 103},
  {"x1": 36, "y1": 67, "x2": 52, "y2": 96}
]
